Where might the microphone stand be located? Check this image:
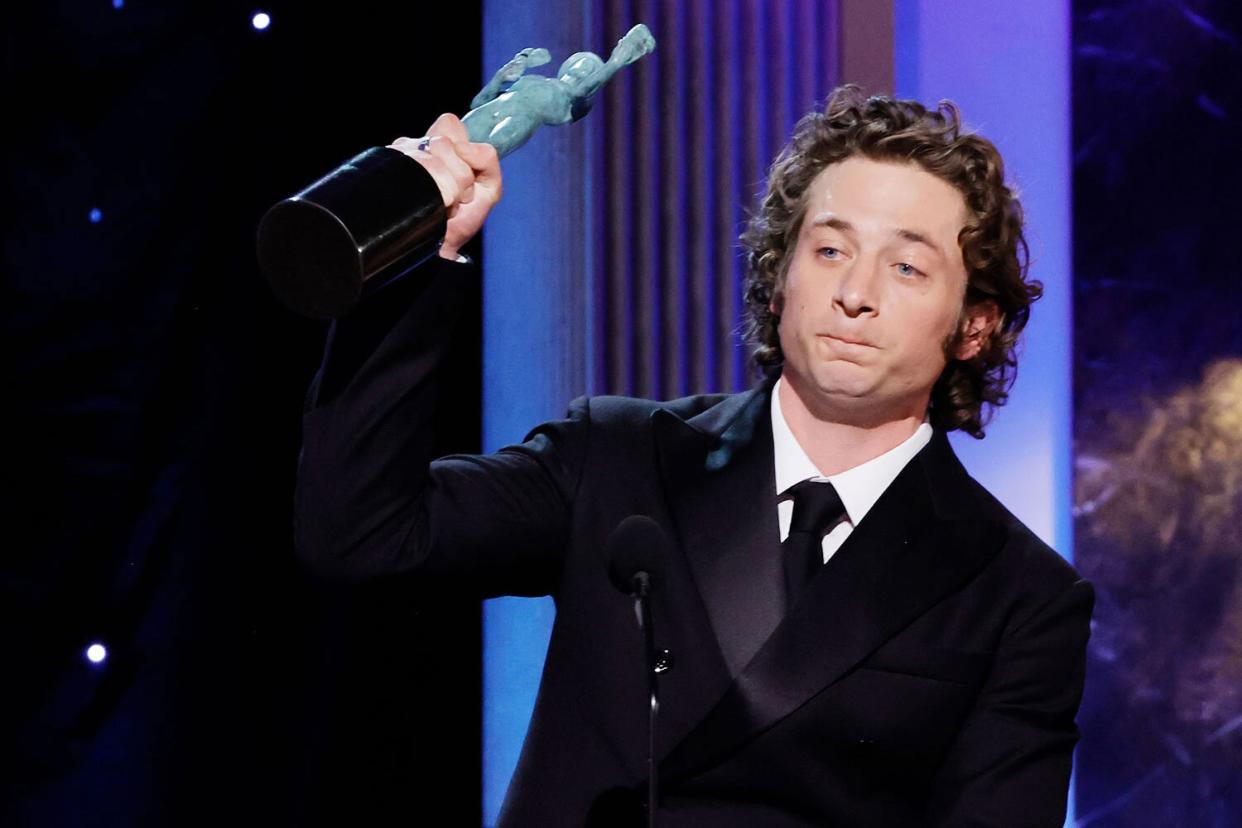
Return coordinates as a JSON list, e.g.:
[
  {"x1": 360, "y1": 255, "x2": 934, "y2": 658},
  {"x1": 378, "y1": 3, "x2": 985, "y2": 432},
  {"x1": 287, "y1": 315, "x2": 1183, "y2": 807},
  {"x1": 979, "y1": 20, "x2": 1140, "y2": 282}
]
[{"x1": 631, "y1": 571, "x2": 659, "y2": 828}]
